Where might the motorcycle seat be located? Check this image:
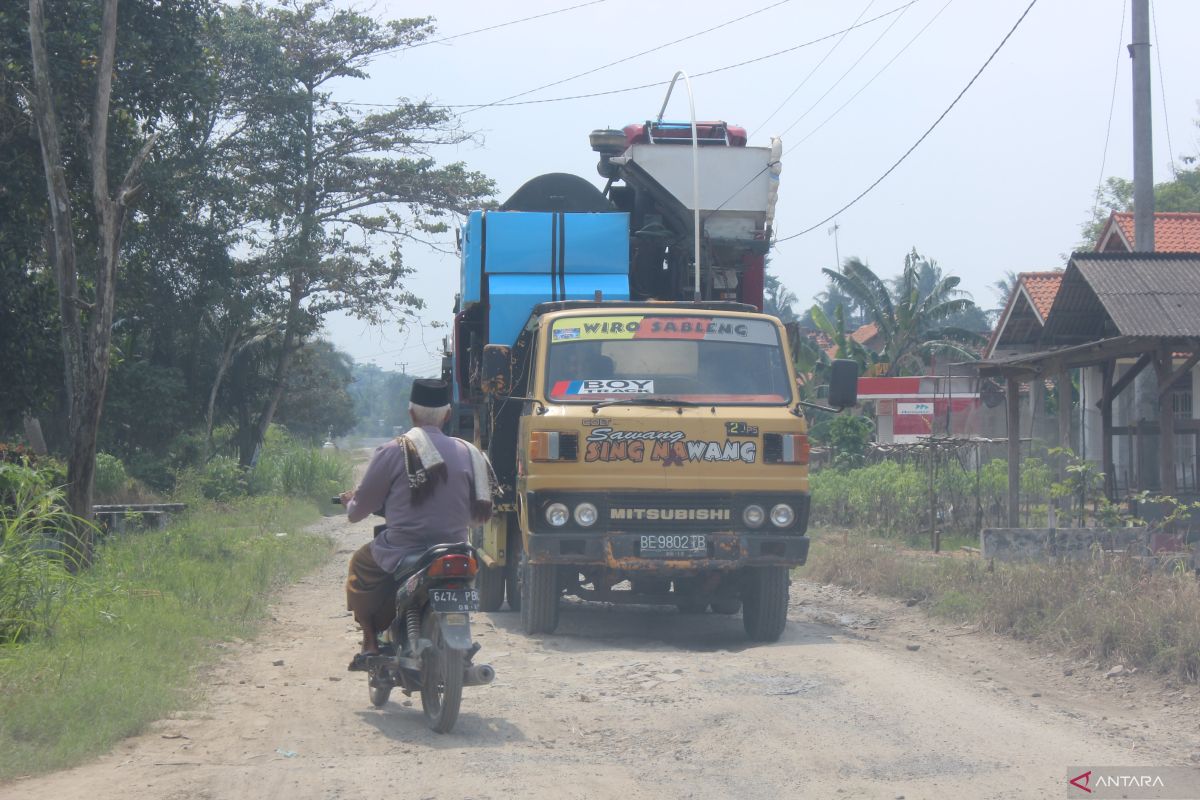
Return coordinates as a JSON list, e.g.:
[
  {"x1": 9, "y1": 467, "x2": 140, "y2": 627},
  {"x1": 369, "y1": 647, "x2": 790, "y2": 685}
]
[{"x1": 392, "y1": 541, "x2": 476, "y2": 580}]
